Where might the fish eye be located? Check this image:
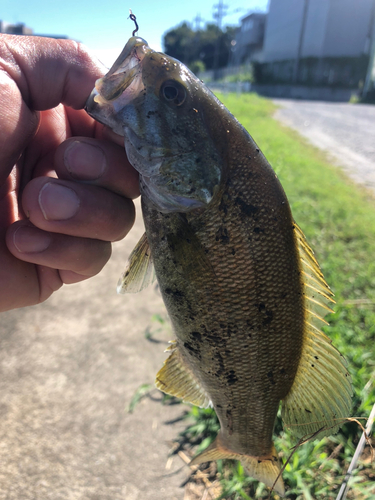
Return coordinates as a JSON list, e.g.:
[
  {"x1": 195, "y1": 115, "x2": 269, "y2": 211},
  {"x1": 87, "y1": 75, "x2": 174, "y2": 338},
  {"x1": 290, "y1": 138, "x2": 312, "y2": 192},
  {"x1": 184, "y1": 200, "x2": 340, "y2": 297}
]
[{"x1": 160, "y1": 80, "x2": 186, "y2": 106}]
